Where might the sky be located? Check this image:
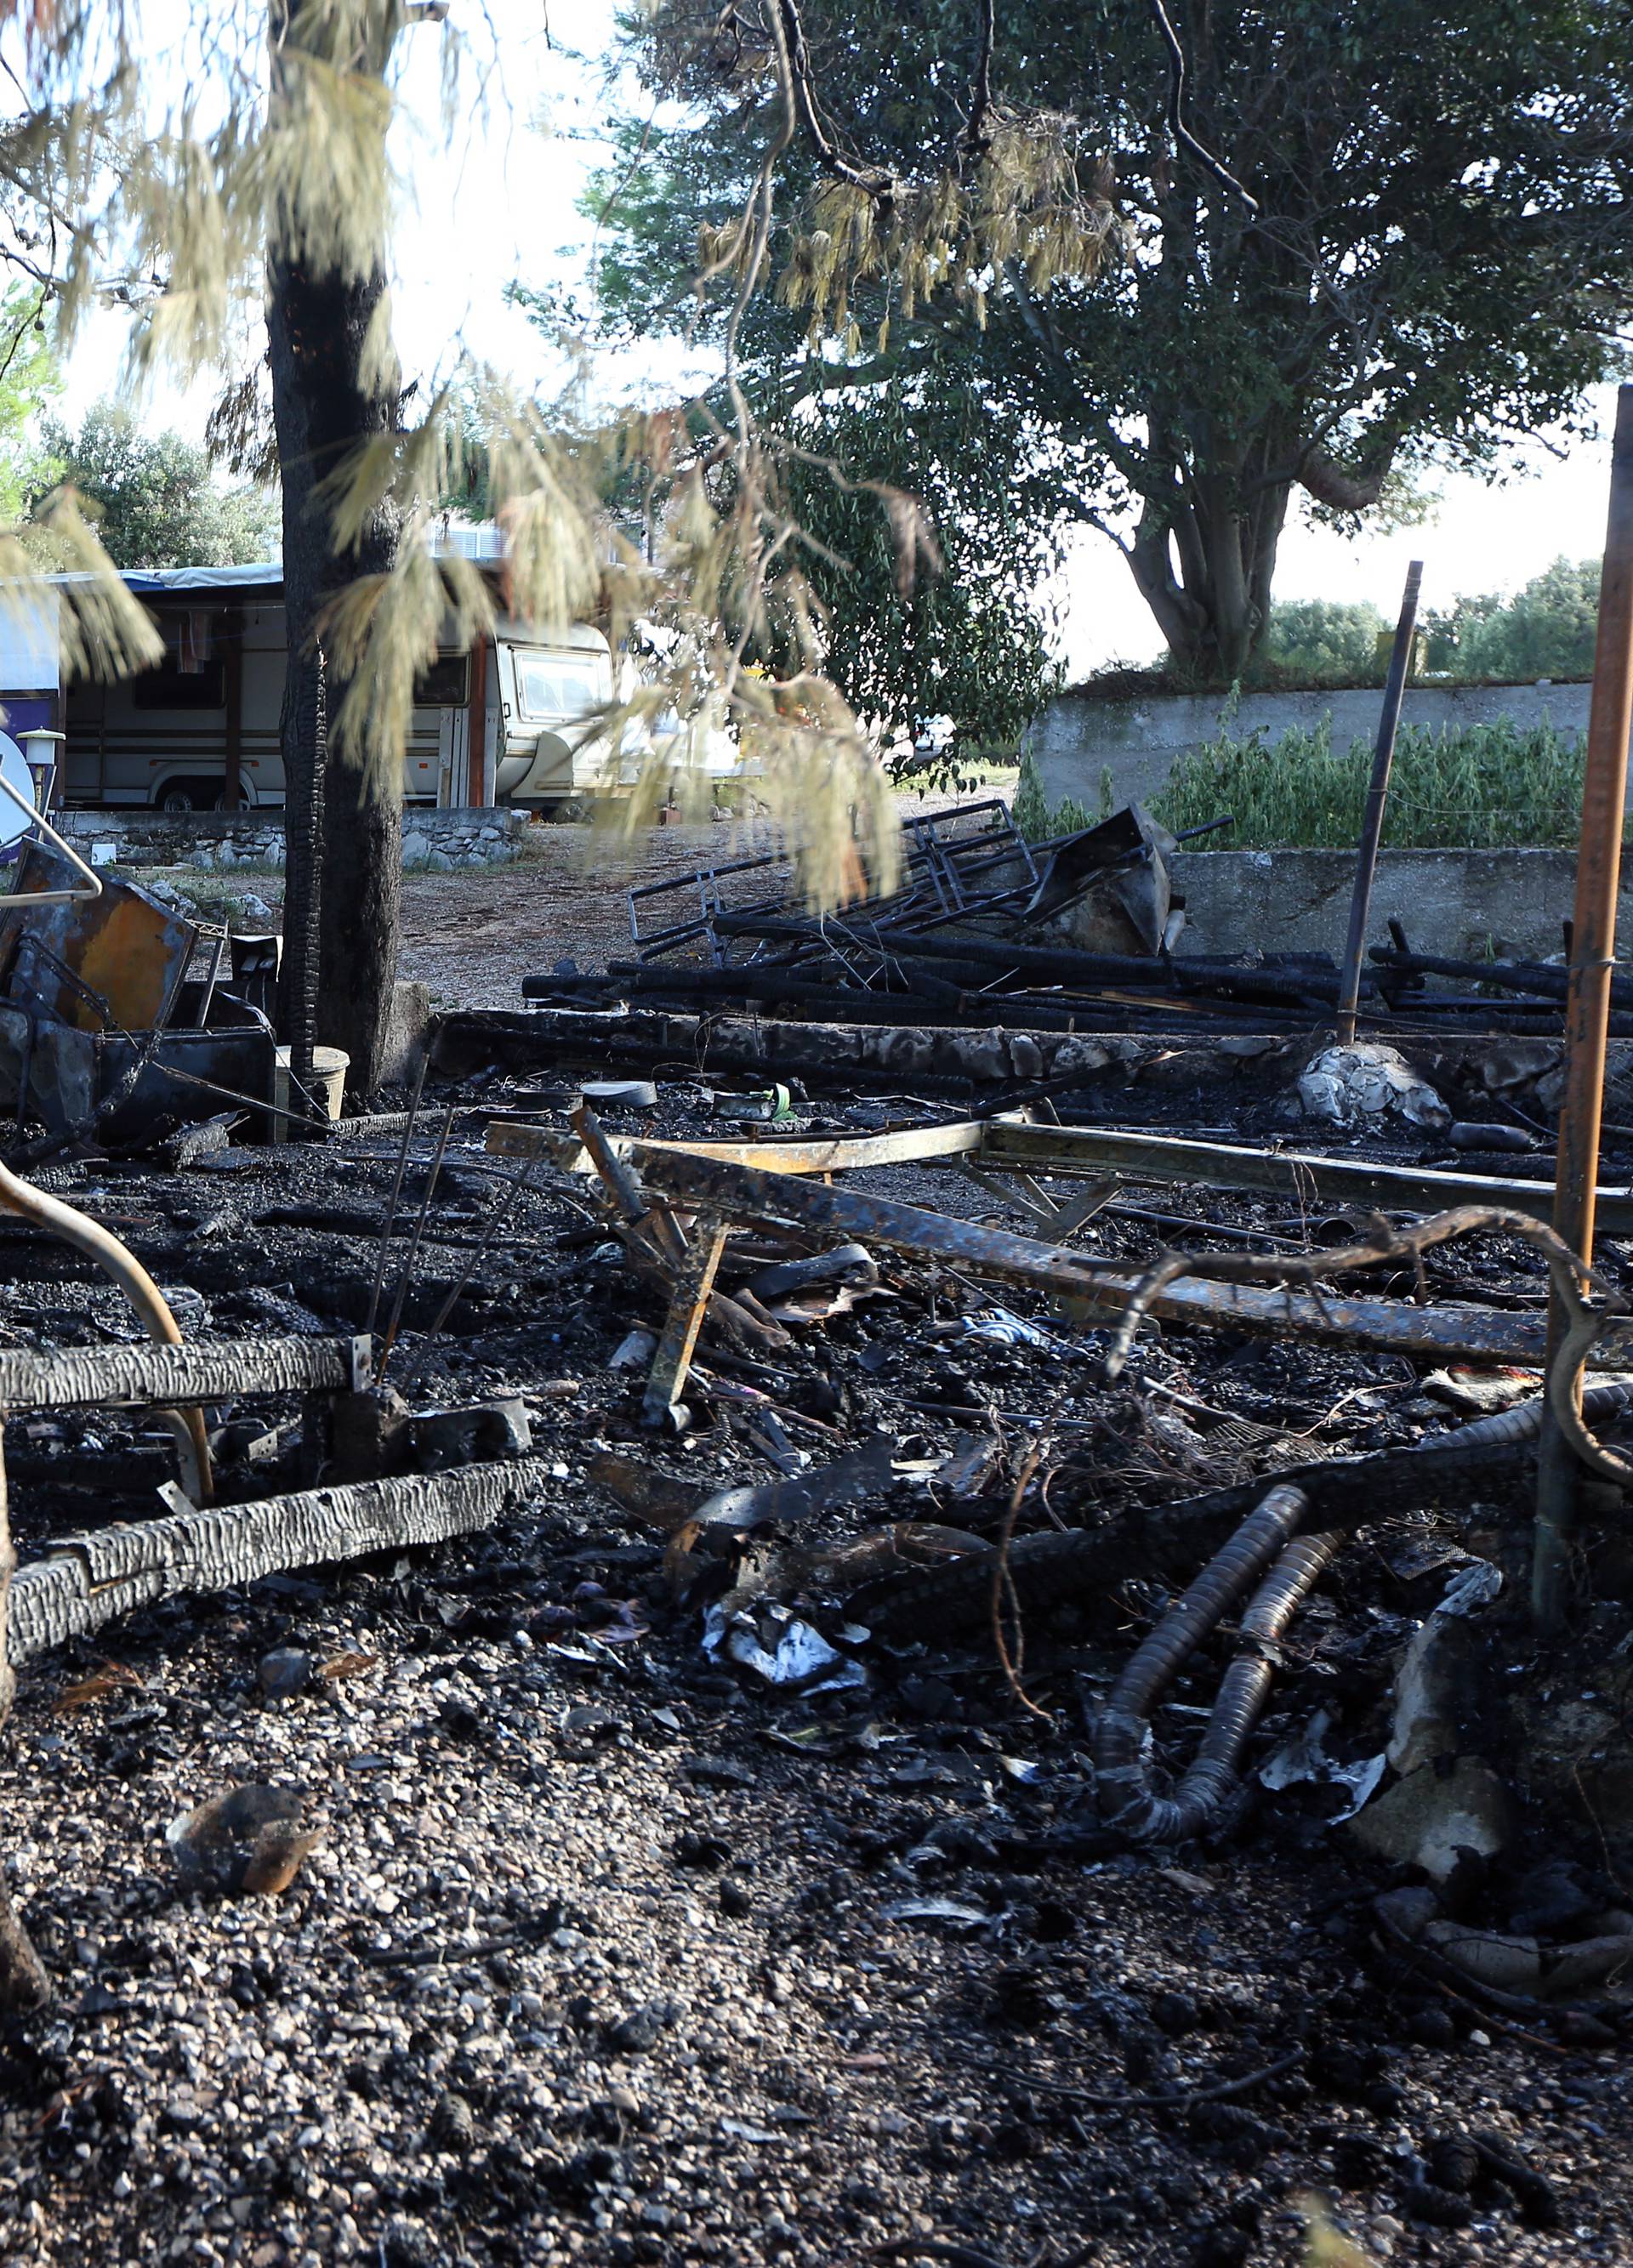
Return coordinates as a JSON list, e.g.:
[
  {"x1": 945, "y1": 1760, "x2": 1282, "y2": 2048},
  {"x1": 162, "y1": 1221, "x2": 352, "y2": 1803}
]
[{"x1": 49, "y1": 0, "x2": 1622, "y2": 677}]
